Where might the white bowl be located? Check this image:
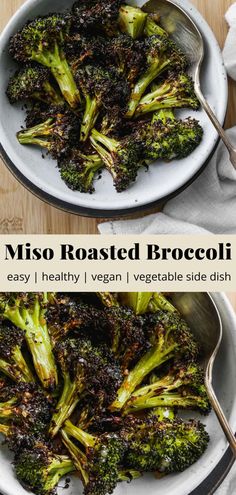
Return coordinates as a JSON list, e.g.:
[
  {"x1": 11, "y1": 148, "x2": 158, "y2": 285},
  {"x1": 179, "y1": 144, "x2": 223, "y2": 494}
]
[
  {"x1": 0, "y1": 0, "x2": 228, "y2": 216},
  {"x1": 0, "y1": 293, "x2": 236, "y2": 495}
]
